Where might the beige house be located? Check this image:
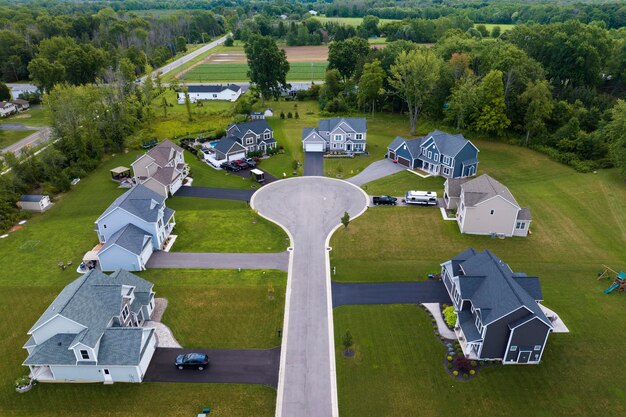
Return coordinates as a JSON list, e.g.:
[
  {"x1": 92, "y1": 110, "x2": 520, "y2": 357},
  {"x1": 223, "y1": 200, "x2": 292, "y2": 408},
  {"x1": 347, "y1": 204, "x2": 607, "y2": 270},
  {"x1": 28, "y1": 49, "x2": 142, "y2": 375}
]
[
  {"x1": 444, "y1": 174, "x2": 531, "y2": 237},
  {"x1": 131, "y1": 140, "x2": 188, "y2": 198}
]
